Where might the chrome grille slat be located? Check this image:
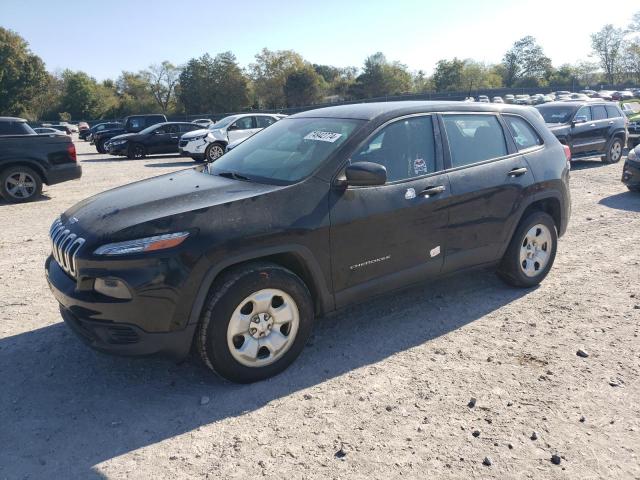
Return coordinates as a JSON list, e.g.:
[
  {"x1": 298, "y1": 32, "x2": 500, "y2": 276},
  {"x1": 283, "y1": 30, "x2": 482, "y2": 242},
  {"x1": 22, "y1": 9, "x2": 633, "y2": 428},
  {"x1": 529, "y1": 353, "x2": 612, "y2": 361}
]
[{"x1": 49, "y1": 218, "x2": 85, "y2": 278}]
